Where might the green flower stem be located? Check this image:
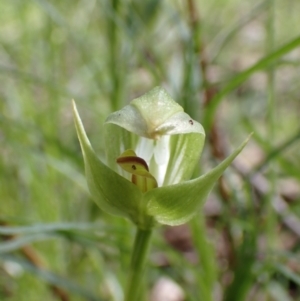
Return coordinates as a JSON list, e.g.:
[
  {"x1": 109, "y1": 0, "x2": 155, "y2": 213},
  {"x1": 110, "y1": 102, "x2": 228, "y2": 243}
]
[
  {"x1": 190, "y1": 215, "x2": 216, "y2": 301},
  {"x1": 124, "y1": 227, "x2": 153, "y2": 301}
]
